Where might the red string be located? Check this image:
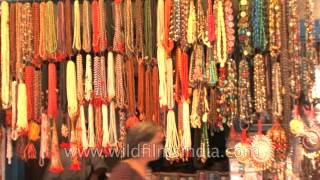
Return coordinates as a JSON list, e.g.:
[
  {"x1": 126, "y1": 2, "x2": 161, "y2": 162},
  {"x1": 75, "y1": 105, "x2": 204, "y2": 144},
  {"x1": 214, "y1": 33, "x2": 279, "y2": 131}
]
[
  {"x1": 92, "y1": 0, "x2": 100, "y2": 53},
  {"x1": 48, "y1": 63, "x2": 57, "y2": 119},
  {"x1": 181, "y1": 52, "x2": 189, "y2": 100},
  {"x1": 174, "y1": 48, "x2": 182, "y2": 103},
  {"x1": 25, "y1": 66, "x2": 35, "y2": 122},
  {"x1": 241, "y1": 128, "x2": 247, "y2": 143},
  {"x1": 258, "y1": 119, "x2": 262, "y2": 135}
]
